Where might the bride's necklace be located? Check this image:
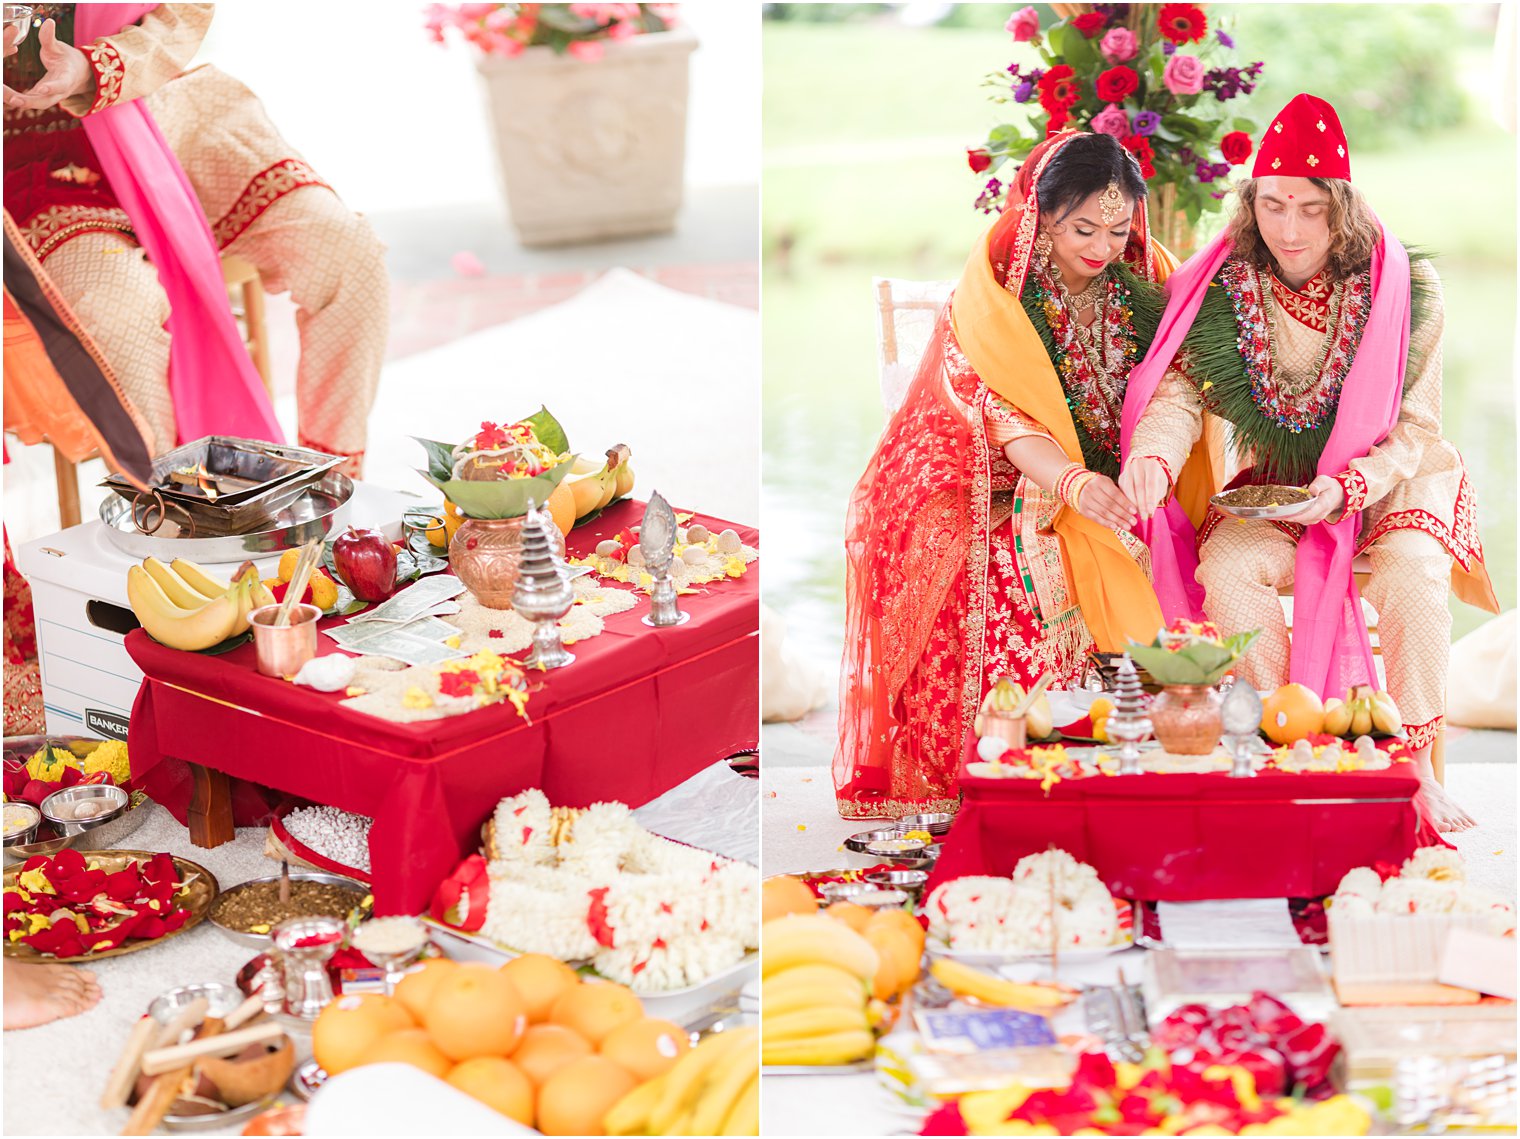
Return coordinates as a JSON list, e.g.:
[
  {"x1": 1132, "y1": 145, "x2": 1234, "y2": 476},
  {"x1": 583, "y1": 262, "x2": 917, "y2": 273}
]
[{"x1": 1057, "y1": 273, "x2": 1106, "y2": 315}]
